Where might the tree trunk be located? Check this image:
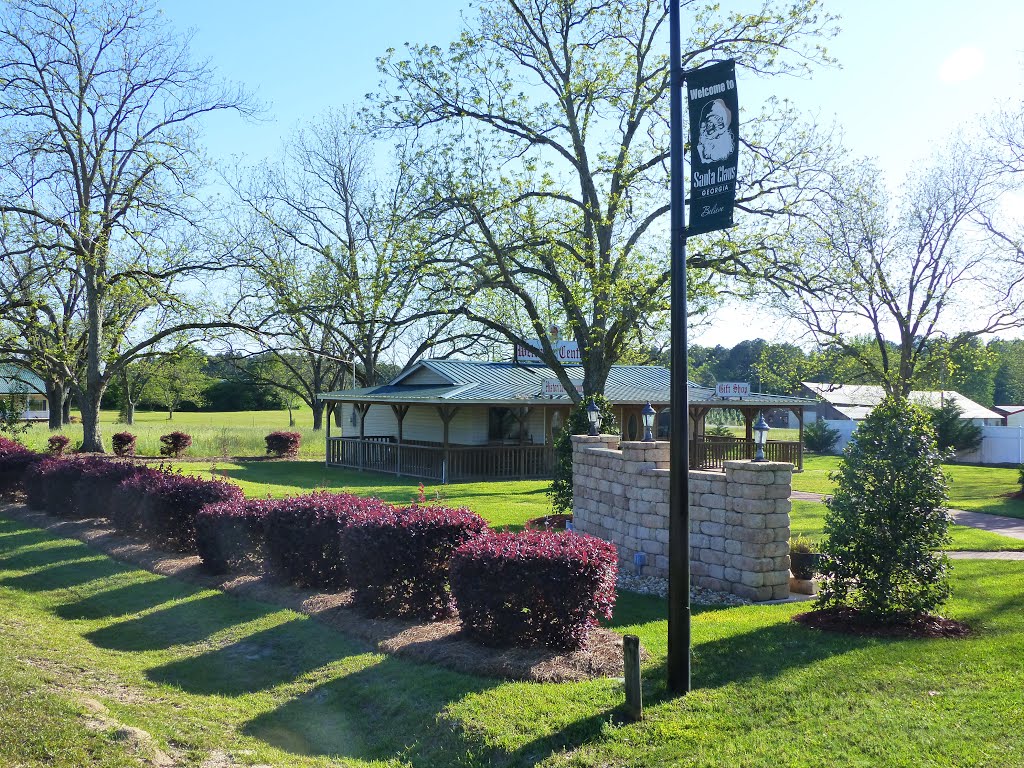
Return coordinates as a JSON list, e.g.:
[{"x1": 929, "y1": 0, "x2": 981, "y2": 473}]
[
  {"x1": 62, "y1": 394, "x2": 71, "y2": 425},
  {"x1": 288, "y1": 405, "x2": 295, "y2": 427},
  {"x1": 79, "y1": 387, "x2": 105, "y2": 453},
  {"x1": 167, "y1": 408, "x2": 173, "y2": 420},
  {"x1": 125, "y1": 400, "x2": 136, "y2": 425},
  {"x1": 46, "y1": 380, "x2": 64, "y2": 430},
  {"x1": 333, "y1": 403, "x2": 343, "y2": 427},
  {"x1": 312, "y1": 400, "x2": 325, "y2": 431}
]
